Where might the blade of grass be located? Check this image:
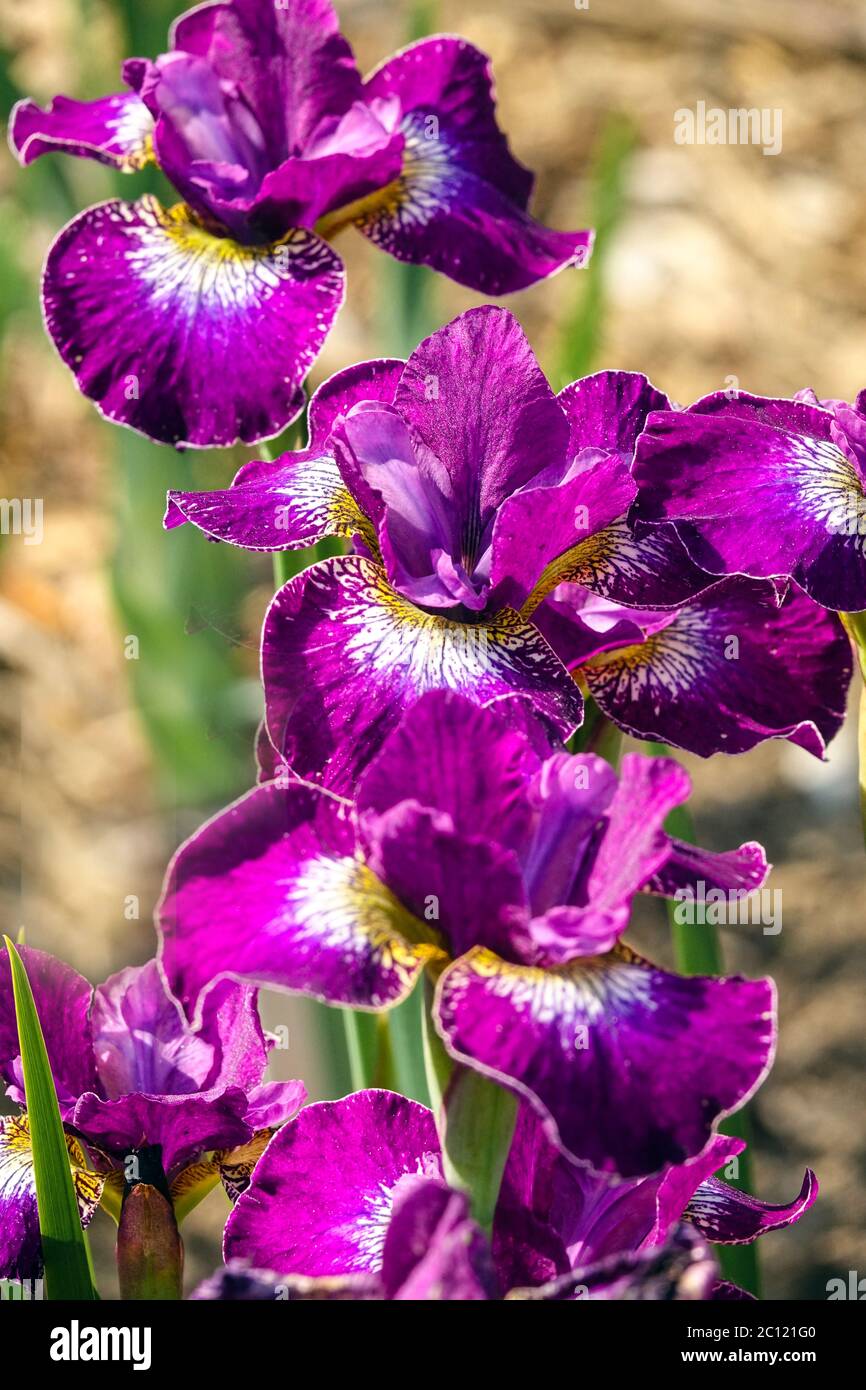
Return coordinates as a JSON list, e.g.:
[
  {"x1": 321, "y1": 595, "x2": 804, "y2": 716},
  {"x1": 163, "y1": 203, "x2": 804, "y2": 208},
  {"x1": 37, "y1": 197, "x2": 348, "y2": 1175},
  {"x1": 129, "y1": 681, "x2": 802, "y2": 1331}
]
[{"x1": 4, "y1": 938, "x2": 97, "y2": 1300}]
